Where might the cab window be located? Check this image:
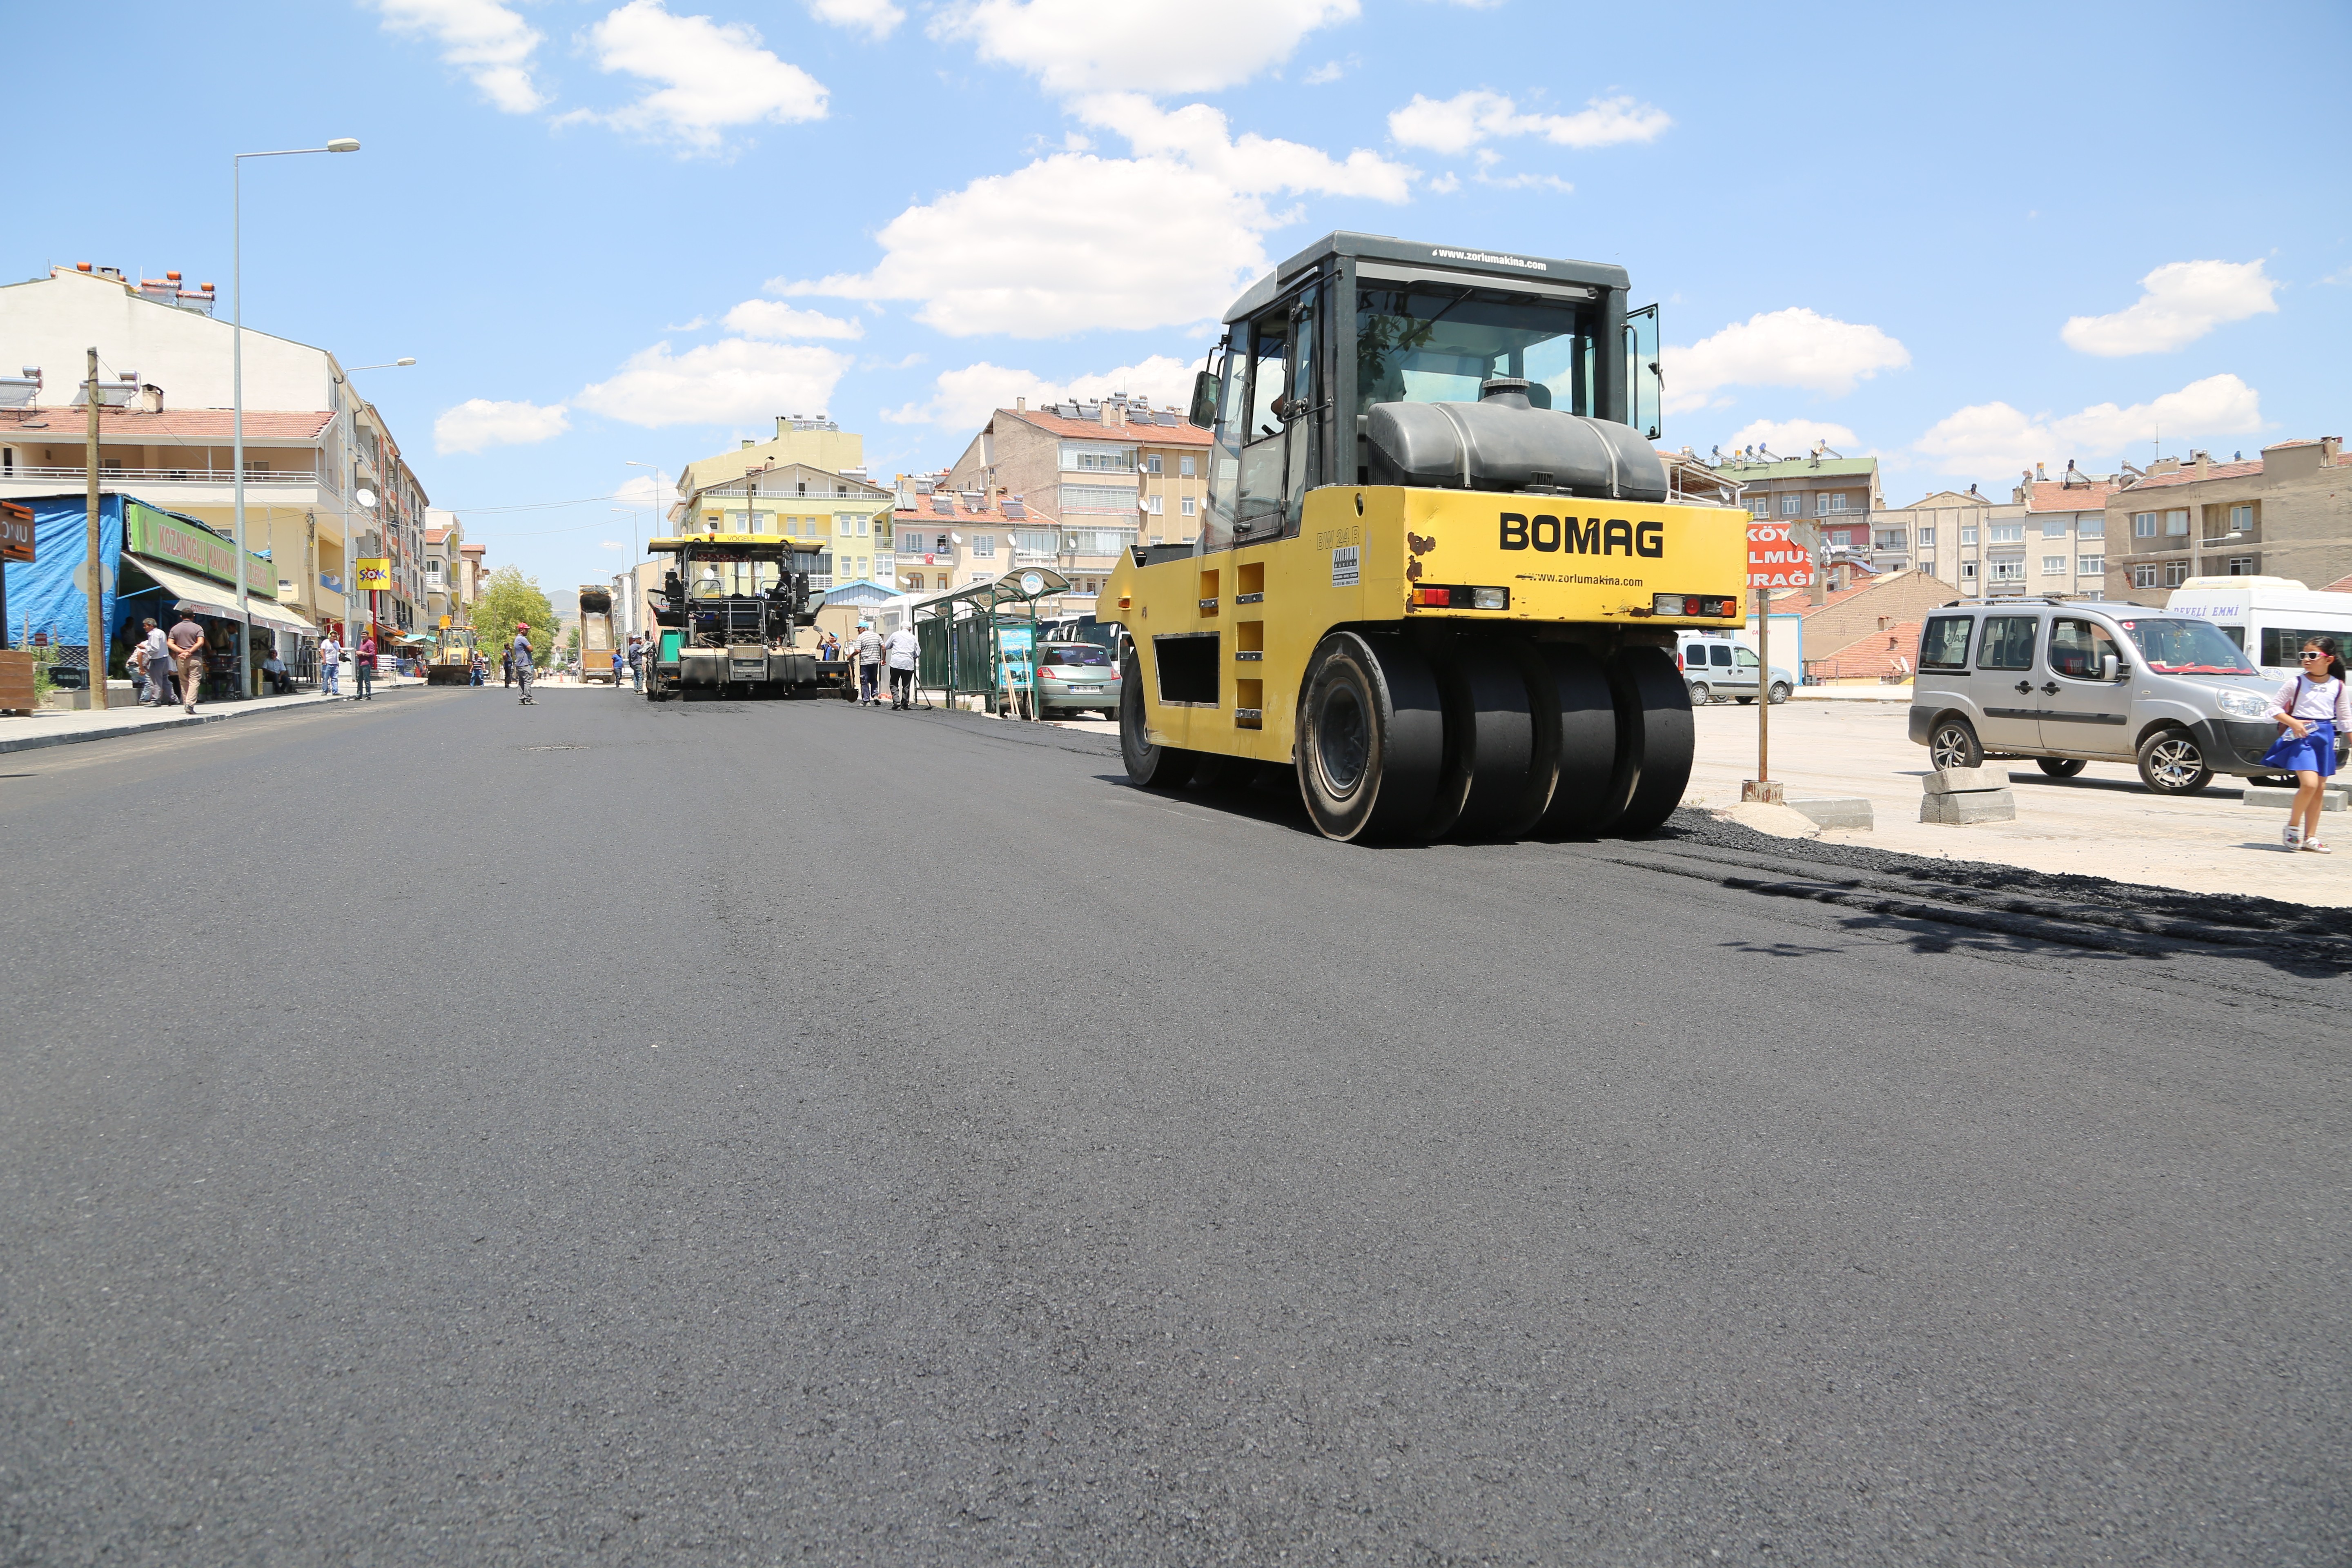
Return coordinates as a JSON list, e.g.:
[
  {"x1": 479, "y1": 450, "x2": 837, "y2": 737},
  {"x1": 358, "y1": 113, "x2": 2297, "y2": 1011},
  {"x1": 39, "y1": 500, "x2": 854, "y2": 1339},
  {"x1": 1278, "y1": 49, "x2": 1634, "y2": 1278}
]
[
  {"x1": 1711, "y1": 644, "x2": 1733, "y2": 666},
  {"x1": 2049, "y1": 618, "x2": 2123, "y2": 682},
  {"x1": 1733, "y1": 648, "x2": 1759, "y2": 668},
  {"x1": 1977, "y1": 615, "x2": 2038, "y2": 671}
]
